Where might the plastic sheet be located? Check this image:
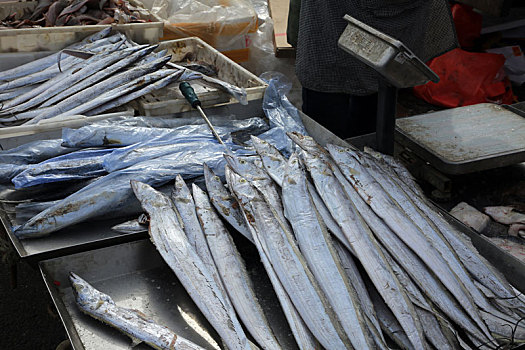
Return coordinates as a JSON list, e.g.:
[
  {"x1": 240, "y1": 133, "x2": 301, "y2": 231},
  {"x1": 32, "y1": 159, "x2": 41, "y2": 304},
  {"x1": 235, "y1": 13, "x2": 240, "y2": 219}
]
[
  {"x1": 150, "y1": 0, "x2": 257, "y2": 57},
  {"x1": 0, "y1": 164, "x2": 28, "y2": 183},
  {"x1": 96, "y1": 115, "x2": 268, "y2": 129},
  {"x1": 62, "y1": 125, "x2": 173, "y2": 148},
  {"x1": 258, "y1": 72, "x2": 308, "y2": 156},
  {"x1": 0, "y1": 139, "x2": 78, "y2": 165},
  {"x1": 103, "y1": 132, "x2": 237, "y2": 172},
  {"x1": 12, "y1": 148, "x2": 113, "y2": 189},
  {"x1": 62, "y1": 117, "x2": 268, "y2": 148},
  {"x1": 14, "y1": 141, "x2": 252, "y2": 238}
]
